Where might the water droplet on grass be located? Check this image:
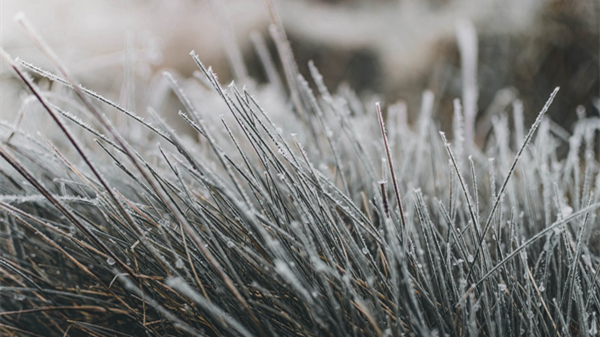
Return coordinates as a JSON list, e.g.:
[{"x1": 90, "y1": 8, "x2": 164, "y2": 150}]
[
  {"x1": 175, "y1": 259, "x2": 185, "y2": 269},
  {"x1": 106, "y1": 257, "x2": 115, "y2": 266},
  {"x1": 561, "y1": 205, "x2": 573, "y2": 217}
]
